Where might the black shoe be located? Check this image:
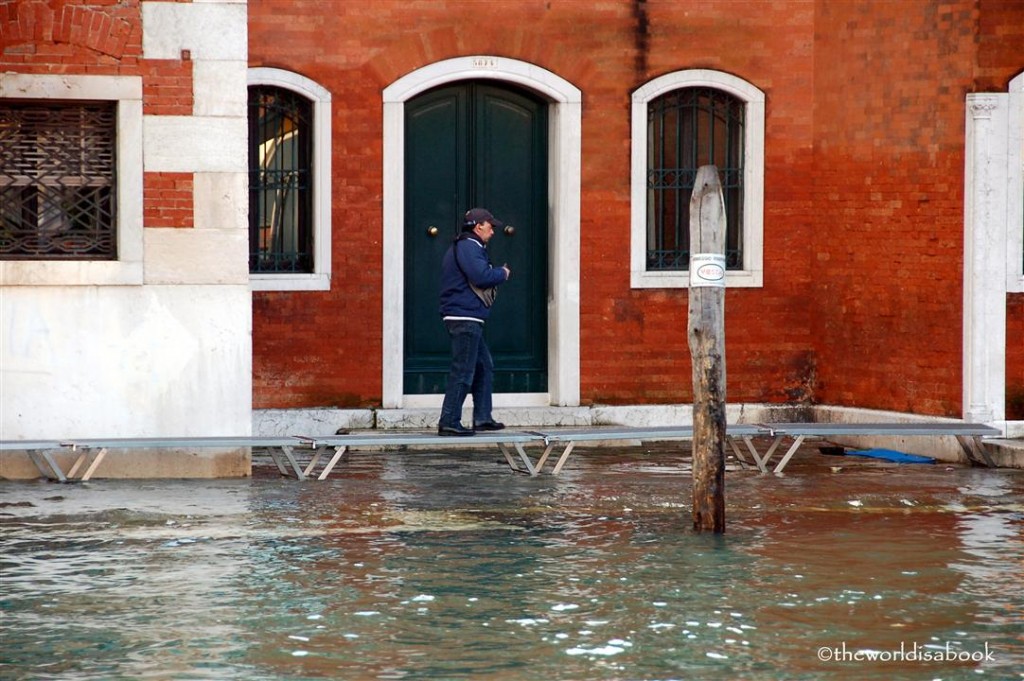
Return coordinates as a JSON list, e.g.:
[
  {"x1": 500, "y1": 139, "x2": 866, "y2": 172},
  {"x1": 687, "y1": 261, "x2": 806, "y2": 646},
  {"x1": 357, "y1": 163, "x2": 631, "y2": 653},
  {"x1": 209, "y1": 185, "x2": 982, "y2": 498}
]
[
  {"x1": 438, "y1": 424, "x2": 475, "y2": 436},
  {"x1": 474, "y1": 420, "x2": 505, "y2": 431}
]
